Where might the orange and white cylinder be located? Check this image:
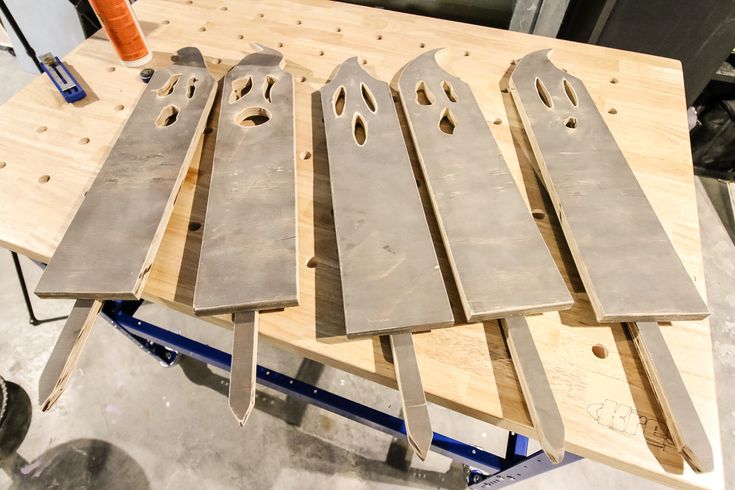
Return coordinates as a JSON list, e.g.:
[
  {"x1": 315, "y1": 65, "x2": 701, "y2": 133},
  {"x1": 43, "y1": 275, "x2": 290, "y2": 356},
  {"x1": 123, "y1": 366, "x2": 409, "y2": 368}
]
[{"x1": 88, "y1": 0, "x2": 153, "y2": 67}]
